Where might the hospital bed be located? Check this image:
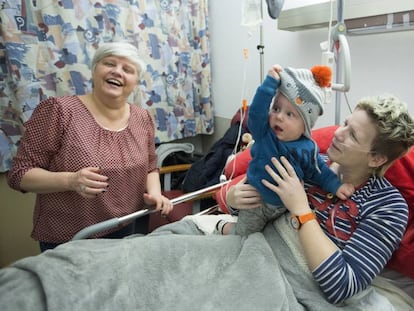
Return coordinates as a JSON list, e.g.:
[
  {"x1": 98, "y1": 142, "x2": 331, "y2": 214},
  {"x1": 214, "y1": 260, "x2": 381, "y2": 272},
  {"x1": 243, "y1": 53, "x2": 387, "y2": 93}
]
[{"x1": 0, "y1": 126, "x2": 413, "y2": 310}]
